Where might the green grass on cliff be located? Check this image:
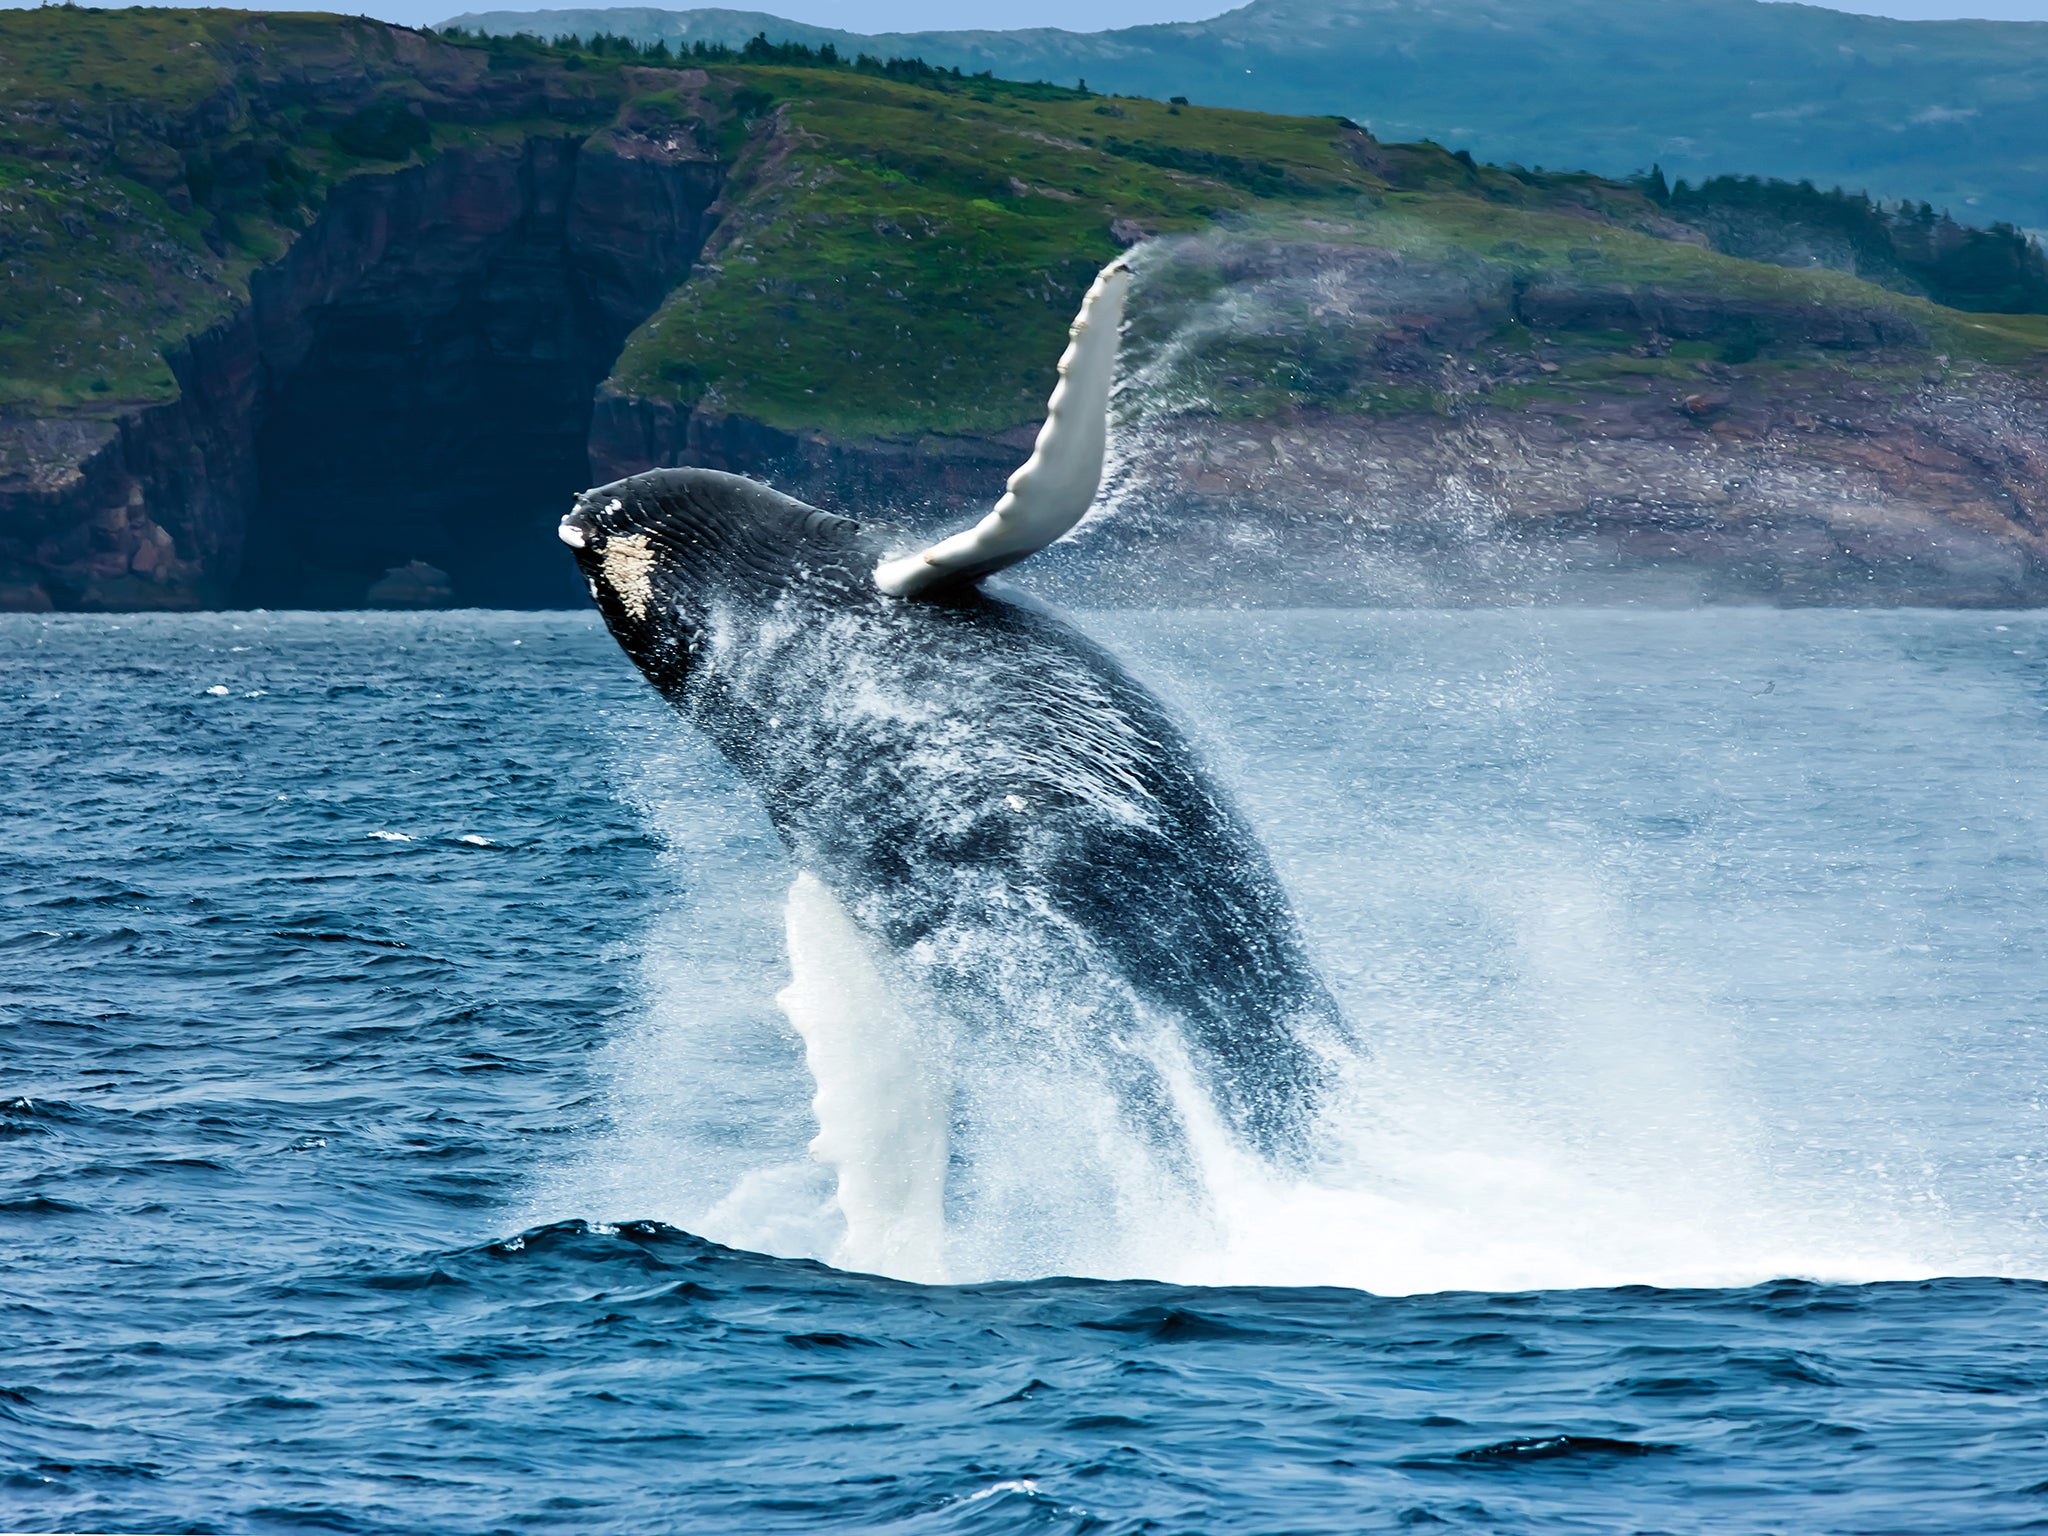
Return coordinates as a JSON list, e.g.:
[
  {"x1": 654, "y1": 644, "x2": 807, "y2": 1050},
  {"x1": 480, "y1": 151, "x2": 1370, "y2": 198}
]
[
  {"x1": 0, "y1": 8, "x2": 619, "y2": 409},
  {"x1": 0, "y1": 8, "x2": 252, "y2": 405},
  {"x1": 608, "y1": 71, "x2": 1384, "y2": 435},
  {"x1": 602, "y1": 60, "x2": 2048, "y2": 437},
  {"x1": 4, "y1": 7, "x2": 2045, "y2": 434},
  {"x1": 449, "y1": 0, "x2": 2048, "y2": 234}
]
